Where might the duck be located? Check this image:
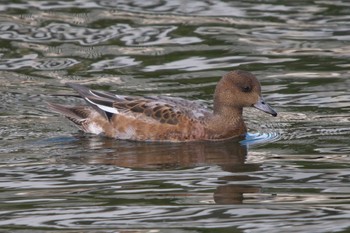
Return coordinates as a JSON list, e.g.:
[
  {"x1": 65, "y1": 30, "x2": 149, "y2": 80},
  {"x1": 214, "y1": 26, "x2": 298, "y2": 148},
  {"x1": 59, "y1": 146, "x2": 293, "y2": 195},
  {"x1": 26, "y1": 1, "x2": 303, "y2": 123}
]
[{"x1": 48, "y1": 70, "x2": 277, "y2": 142}]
